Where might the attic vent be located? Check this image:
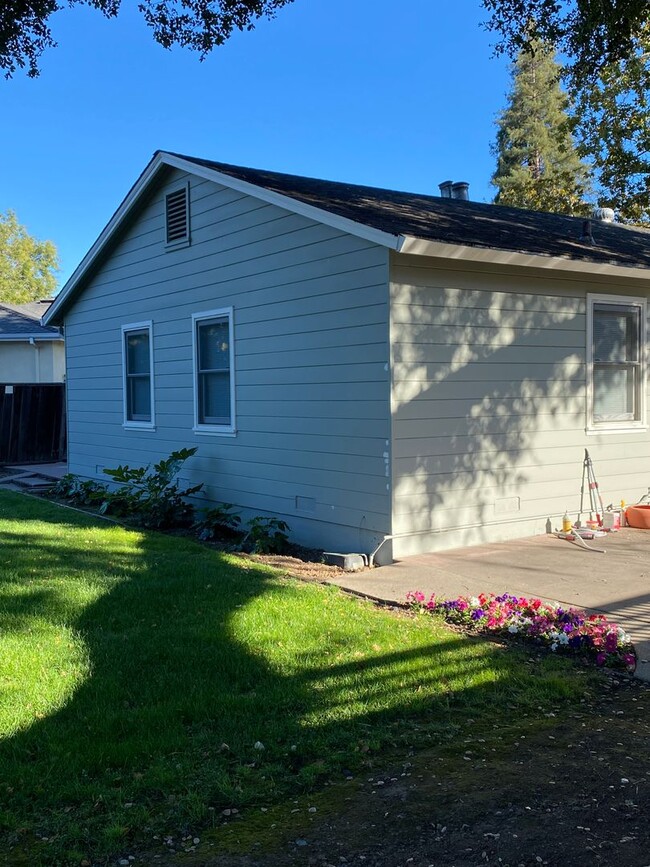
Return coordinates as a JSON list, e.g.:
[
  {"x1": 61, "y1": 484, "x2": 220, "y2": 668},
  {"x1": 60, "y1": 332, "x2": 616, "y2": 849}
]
[{"x1": 165, "y1": 186, "x2": 189, "y2": 244}]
